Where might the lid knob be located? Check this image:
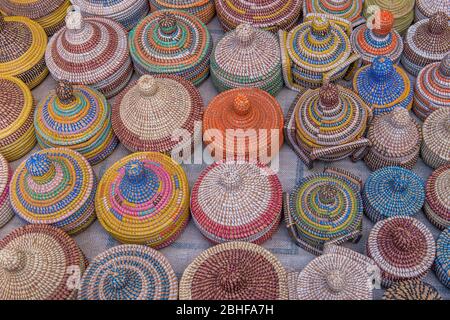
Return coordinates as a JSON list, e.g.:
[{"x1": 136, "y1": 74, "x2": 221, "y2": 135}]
[
  {"x1": 318, "y1": 184, "x2": 338, "y2": 205},
  {"x1": 56, "y1": 81, "x2": 75, "y2": 104},
  {"x1": 124, "y1": 160, "x2": 146, "y2": 184},
  {"x1": 219, "y1": 167, "x2": 242, "y2": 191},
  {"x1": 392, "y1": 226, "x2": 416, "y2": 252},
  {"x1": 0, "y1": 249, "x2": 25, "y2": 272},
  {"x1": 66, "y1": 5, "x2": 83, "y2": 30},
  {"x1": 233, "y1": 94, "x2": 252, "y2": 116},
  {"x1": 319, "y1": 82, "x2": 339, "y2": 109},
  {"x1": 26, "y1": 153, "x2": 55, "y2": 183},
  {"x1": 218, "y1": 264, "x2": 246, "y2": 294},
  {"x1": 138, "y1": 75, "x2": 158, "y2": 97},
  {"x1": 326, "y1": 269, "x2": 346, "y2": 293},
  {"x1": 389, "y1": 174, "x2": 408, "y2": 193},
  {"x1": 159, "y1": 12, "x2": 177, "y2": 36},
  {"x1": 372, "y1": 10, "x2": 394, "y2": 37},
  {"x1": 439, "y1": 53, "x2": 450, "y2": 77},
  {"x1": 428, "y1": 12, "x2": 448, "y2": 35},
  {"x1": 235, "y1": 24, "x2": 255, "y2": 46},
  {"x1": 389, "y1": 108, "x2": 410, "y2": 128},
  {"x1": 311, "y1": 16, "x2": 331, "y2": 36},
  {"x1": 370, "y1": 56, "x2": 394, "y2": 80},
  {"x1": 106, "y1": 268, "x2": 129, "y2": 290}
]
